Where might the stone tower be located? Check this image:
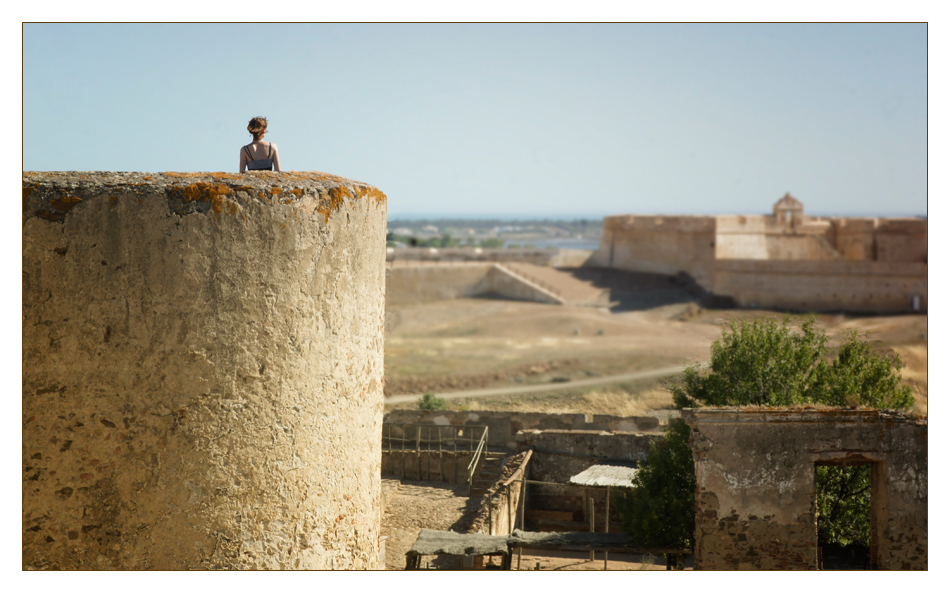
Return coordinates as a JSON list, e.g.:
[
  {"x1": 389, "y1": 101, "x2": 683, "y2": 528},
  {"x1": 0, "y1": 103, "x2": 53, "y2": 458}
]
[{"x1": 22, "y1": 171, "x2": 387, "y2": 569}]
